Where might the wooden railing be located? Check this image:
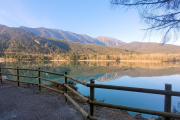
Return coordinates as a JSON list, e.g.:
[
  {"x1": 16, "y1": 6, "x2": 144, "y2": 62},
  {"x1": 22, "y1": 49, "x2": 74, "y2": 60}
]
[{"x1": 0, "y1": 66, "x2": 180, "y2": 120}]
